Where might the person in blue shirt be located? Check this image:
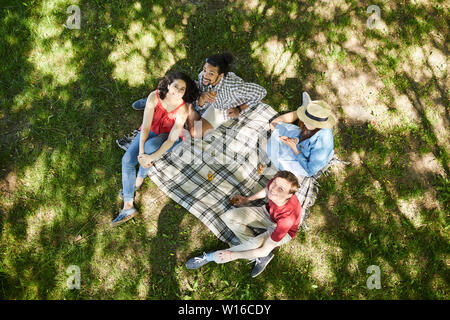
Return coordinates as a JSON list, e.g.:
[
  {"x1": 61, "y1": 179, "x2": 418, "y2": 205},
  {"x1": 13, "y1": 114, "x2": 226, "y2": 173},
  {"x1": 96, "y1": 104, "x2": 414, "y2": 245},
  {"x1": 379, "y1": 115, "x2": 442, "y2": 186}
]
[{"x1": 264, "y1": 93, "x2": 336, "y2": 178}]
